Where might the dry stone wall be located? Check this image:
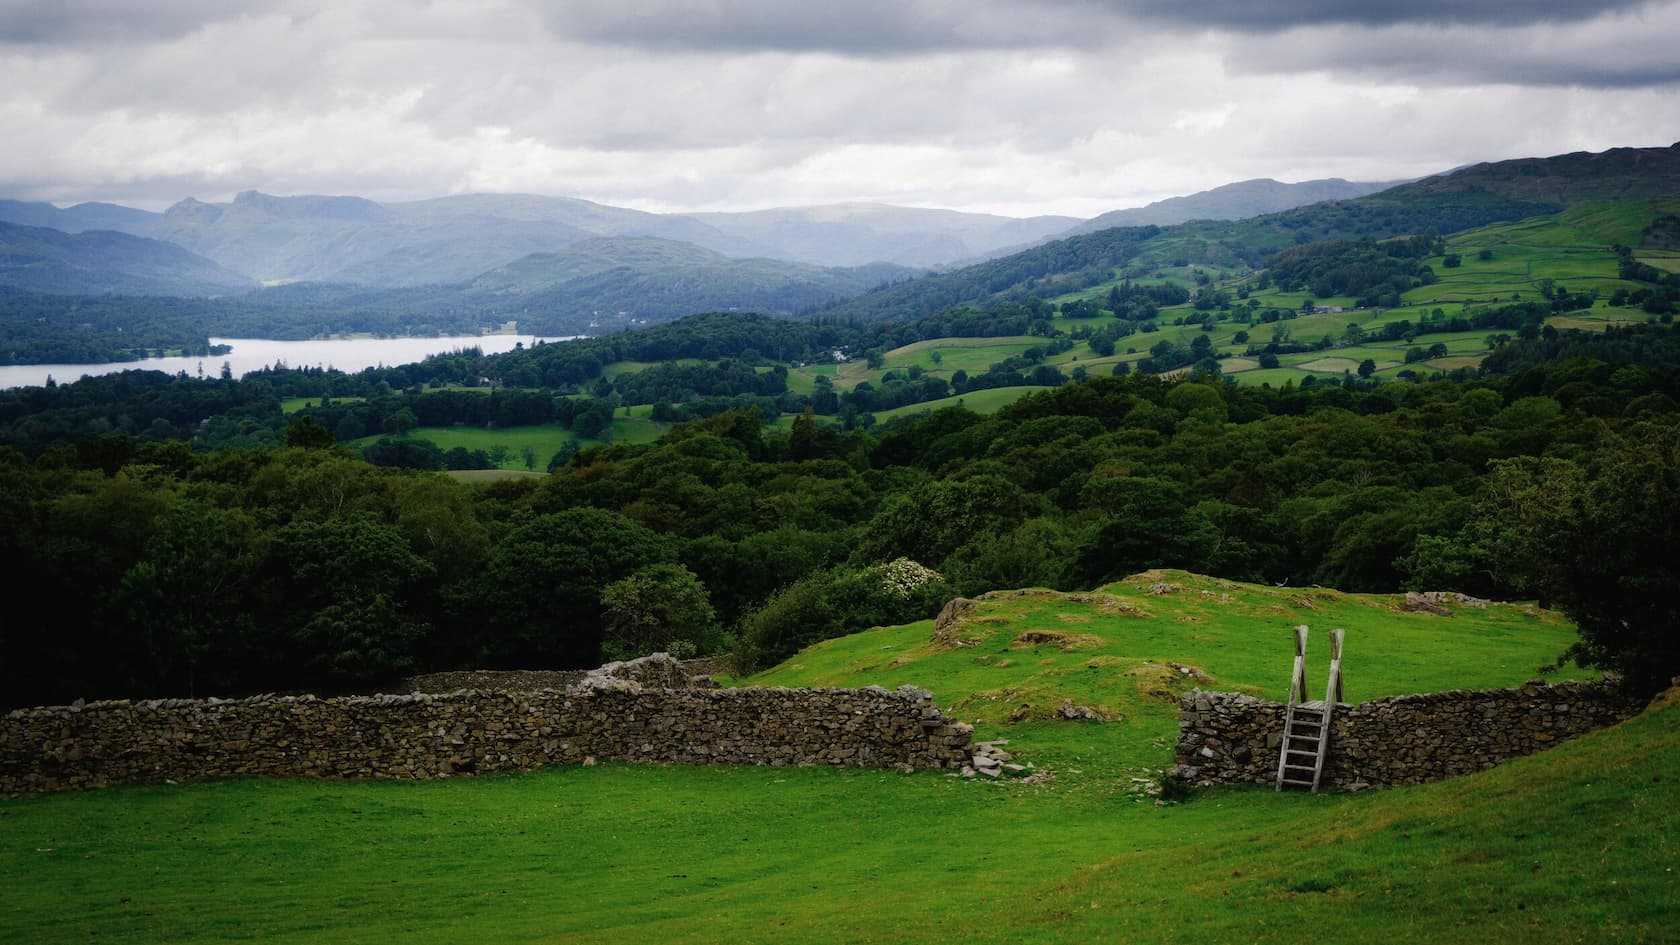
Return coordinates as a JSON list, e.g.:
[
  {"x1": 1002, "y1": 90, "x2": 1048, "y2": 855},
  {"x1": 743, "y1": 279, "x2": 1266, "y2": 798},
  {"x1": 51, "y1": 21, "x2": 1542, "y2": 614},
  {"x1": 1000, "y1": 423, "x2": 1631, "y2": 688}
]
[
  {"x1": 1, "y1": 657, "x2": 972, "y2": 796},
  {"x1": 1173, "y1": 678, "x2": 1644, "y2": 790}
]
